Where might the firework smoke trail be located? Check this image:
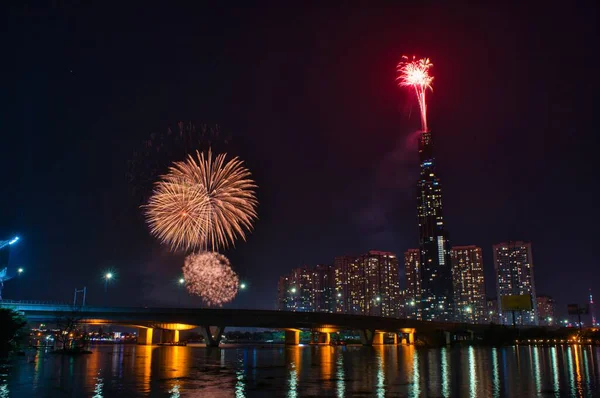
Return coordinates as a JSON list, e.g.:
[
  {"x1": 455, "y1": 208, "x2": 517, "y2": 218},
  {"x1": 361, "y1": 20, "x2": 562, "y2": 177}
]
[
  {"x1": 396, "y1": 56, "x2": 434, "y2": 132},
  {"x1": 145, "y1": 149, "x2": 258, "y2": 251},
  {"x1": 183, "y1": 252, "x2": 239, "y2": 306}
]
